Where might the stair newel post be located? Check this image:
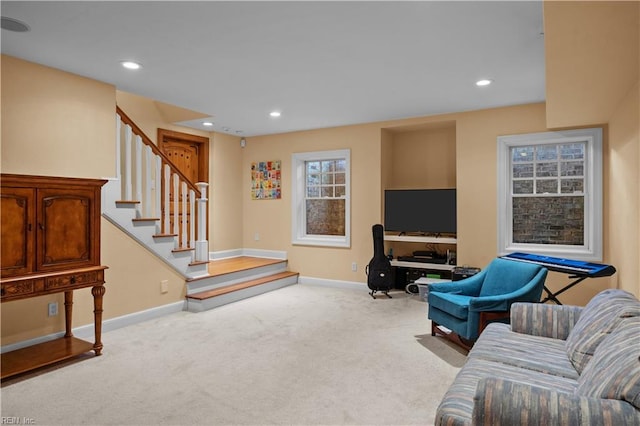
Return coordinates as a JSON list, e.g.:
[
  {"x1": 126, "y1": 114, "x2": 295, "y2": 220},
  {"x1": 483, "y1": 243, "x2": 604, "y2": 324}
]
[
  {"x1": 189, "y1": 189, "x2": 196, "y2": 251},
  {"x1": 144, "y1": 145, "x2": 153, "y2": 218},
  {"x1": 155, "y1": 155, "x2": 162, "y2": 224},
  {"x1": 163, "y1": 164, "x2": 171, "y2": 235},
  {"x1": 195, "y1": 182, "x2": 209, "y2": 262},
  {"x1": 173, "y1": 173, "x2": 180, "y2": 245},
  {"x1": 116, "y1": 114, "x2": 122, "y2": 182},
  {"x1": 124, "y1": 124, "x2": 133, "y2": 201},
  {"x1": 181, "y1": 181, "x2": 188, "y2": 249},
  {"x1": 135, "y1": 135, "x2": 143, "y2": 217}
]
